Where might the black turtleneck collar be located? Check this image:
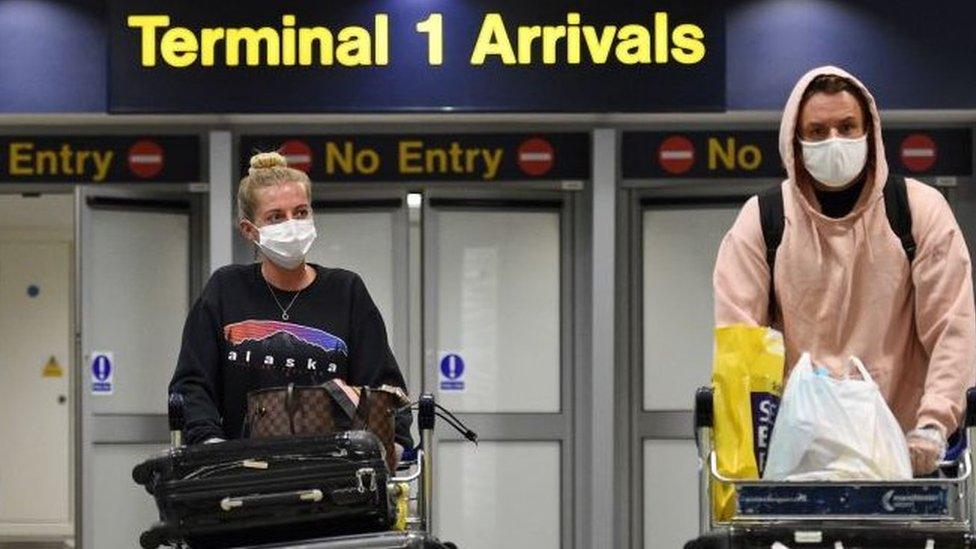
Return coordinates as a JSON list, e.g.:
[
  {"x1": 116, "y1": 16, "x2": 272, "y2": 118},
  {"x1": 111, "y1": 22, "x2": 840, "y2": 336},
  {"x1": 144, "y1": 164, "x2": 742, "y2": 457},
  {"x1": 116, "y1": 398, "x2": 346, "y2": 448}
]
[{"x1": 814, "y1": 175, "x2": 867, "y2": 218}]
